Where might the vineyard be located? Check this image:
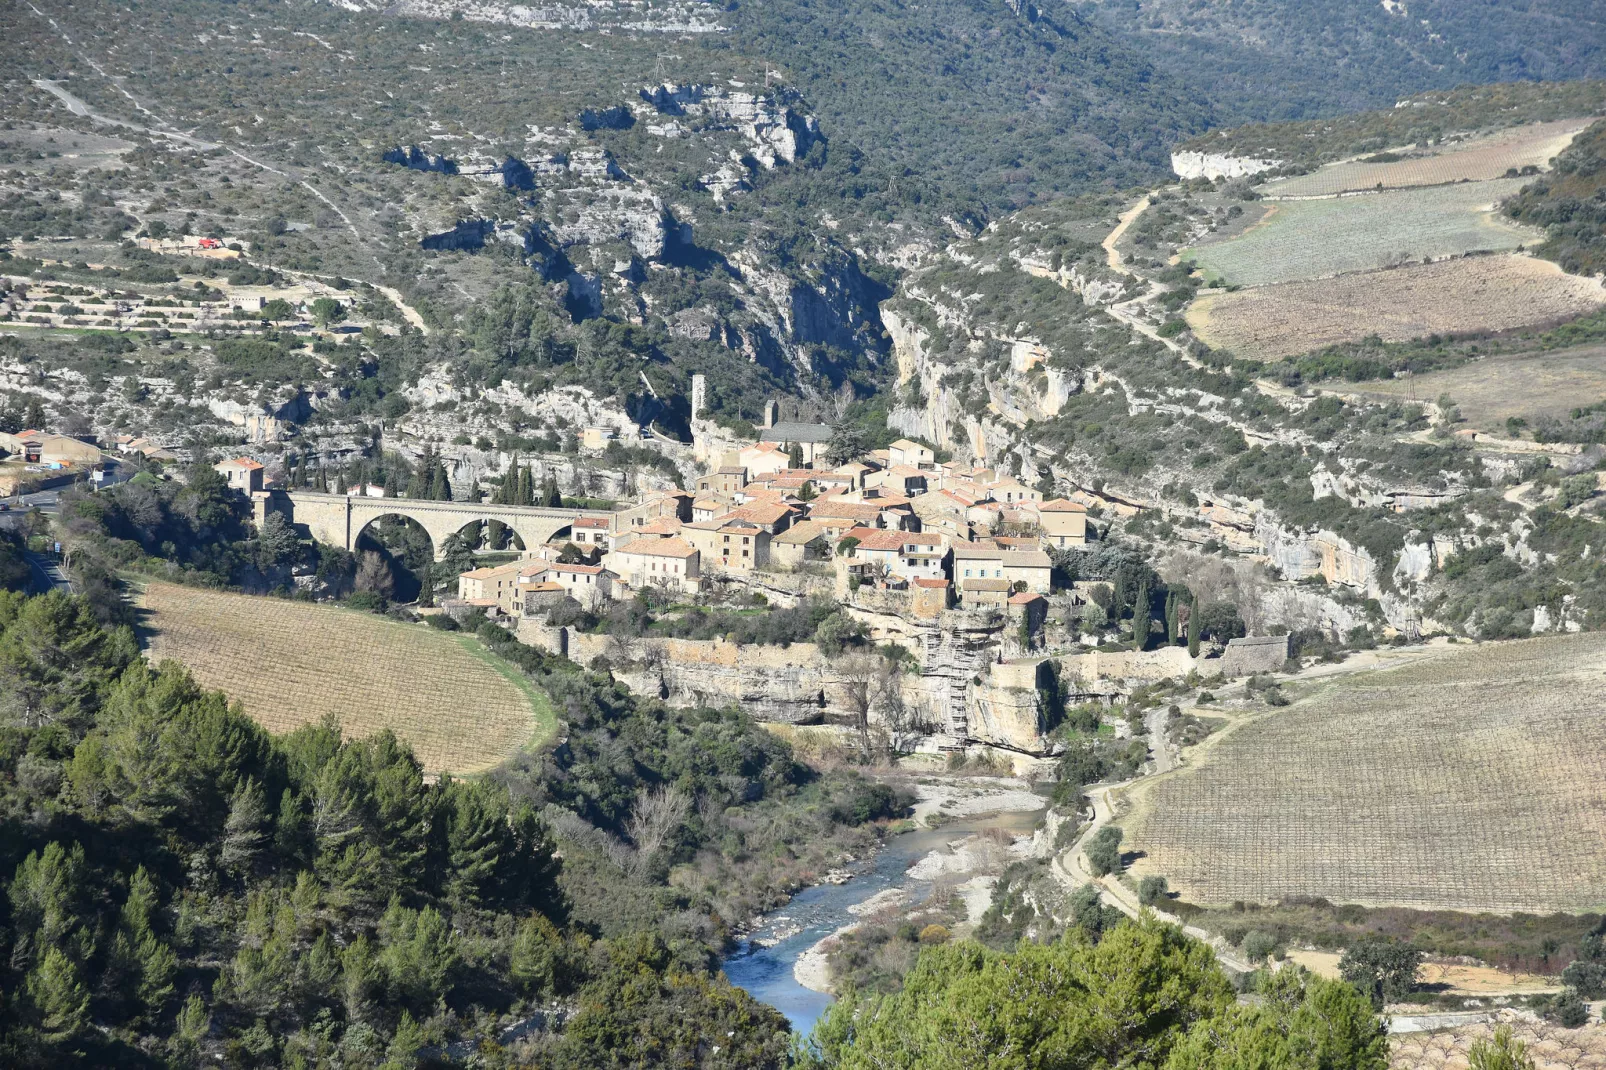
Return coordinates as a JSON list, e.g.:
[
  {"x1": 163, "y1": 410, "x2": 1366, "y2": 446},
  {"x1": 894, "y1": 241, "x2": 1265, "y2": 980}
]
[
  {"x1": 137, "y1": 582, "x2": 553, "y2": 774},
  {"x1": 1187, "y1": 254, "x2": 1606, "y2": 361},
  {"x1": 1126, "y1": 633, "x2": 1606, "y2": 913},
  {"x1": 1391, "y1": 1014, "x2": 1606, "y2": 1070},
  {"x1": 1185, "y1": 178, "x2": 1533, "y2": 288},
  {"x1": 1262, "y1": 117, "x2": 1595, "y2": 199}
]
